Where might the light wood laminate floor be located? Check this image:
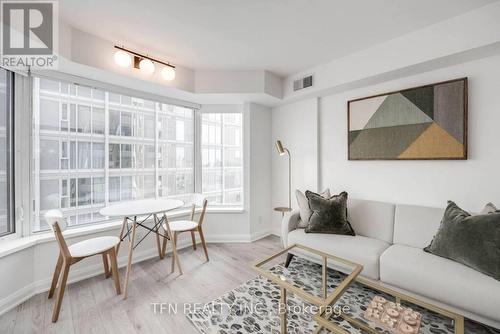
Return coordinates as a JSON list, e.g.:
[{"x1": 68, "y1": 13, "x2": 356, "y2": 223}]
[{"x1": 0, "y1": 236, "x2": 282, "y2": 334}]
